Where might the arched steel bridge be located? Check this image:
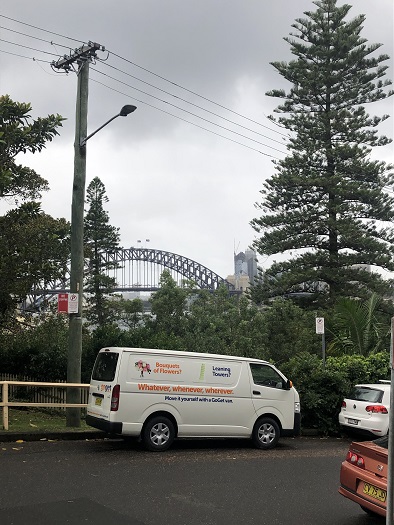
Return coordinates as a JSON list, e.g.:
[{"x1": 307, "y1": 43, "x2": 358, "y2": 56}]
[
  {"x1": 28, "y1": 248, "x2": 235, "y2": 308},
  {"x1": 103, "y1": 247, "x2": 234, "y2": 292}
]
